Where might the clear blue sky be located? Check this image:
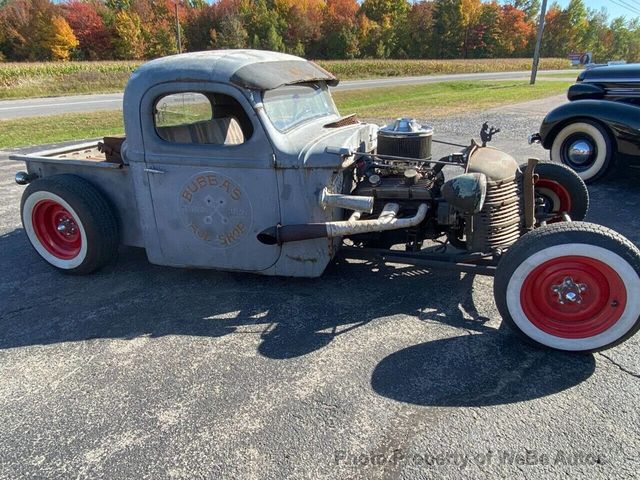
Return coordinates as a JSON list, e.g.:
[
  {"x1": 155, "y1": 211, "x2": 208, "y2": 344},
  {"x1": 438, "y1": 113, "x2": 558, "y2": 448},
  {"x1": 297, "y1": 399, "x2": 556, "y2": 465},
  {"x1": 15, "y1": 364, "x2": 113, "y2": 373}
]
[{"x1": 554, "y1": 0, "x2": 640, "y2": 20}]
